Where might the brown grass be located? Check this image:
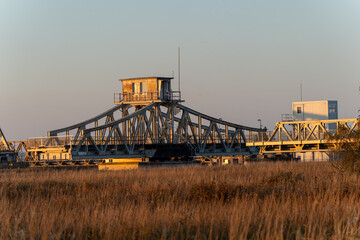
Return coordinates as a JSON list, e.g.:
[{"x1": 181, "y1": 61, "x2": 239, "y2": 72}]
[{"x1": 1, "y1": 162, "x2": 360, "y2": 239}]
